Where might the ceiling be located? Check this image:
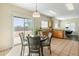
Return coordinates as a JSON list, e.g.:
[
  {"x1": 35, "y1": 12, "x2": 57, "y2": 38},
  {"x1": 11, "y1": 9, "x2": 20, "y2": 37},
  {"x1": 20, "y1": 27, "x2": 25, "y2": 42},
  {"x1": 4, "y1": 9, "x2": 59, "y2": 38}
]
[{"x1": 12, "y1": 3, "x2": 79, "y2": 20}]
